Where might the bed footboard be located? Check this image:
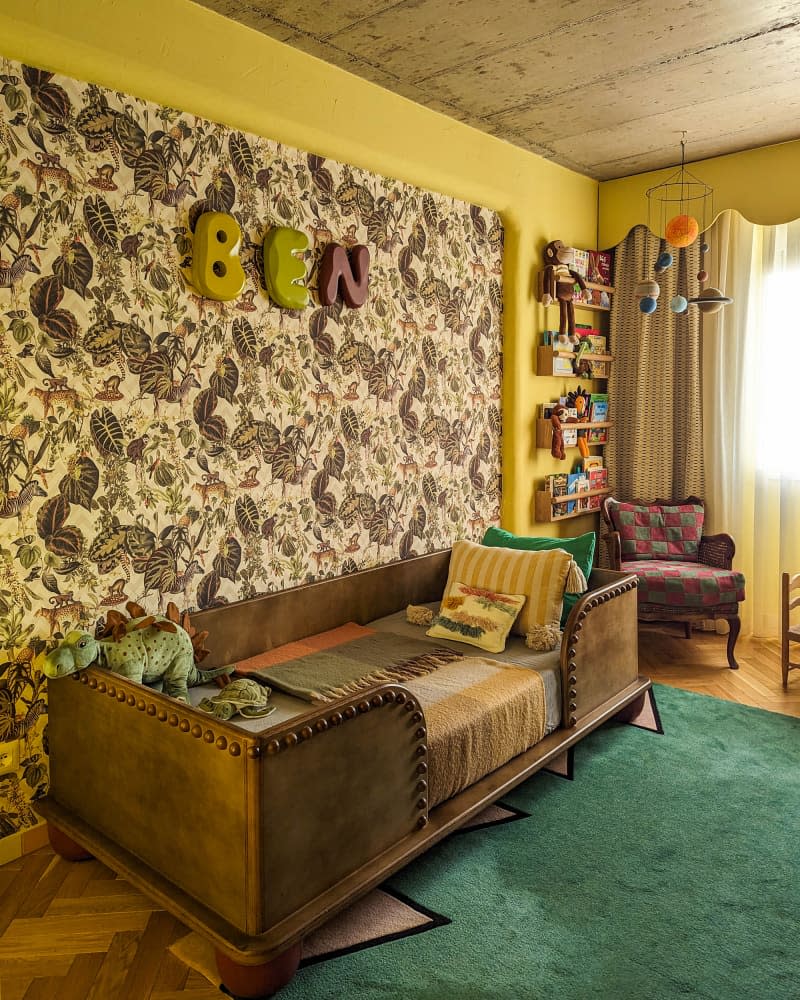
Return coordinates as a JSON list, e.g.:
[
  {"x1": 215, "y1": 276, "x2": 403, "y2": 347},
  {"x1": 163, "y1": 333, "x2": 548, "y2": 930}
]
[{"x1": 560, "y1": 568, "x2": 639, "y2": 726}]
